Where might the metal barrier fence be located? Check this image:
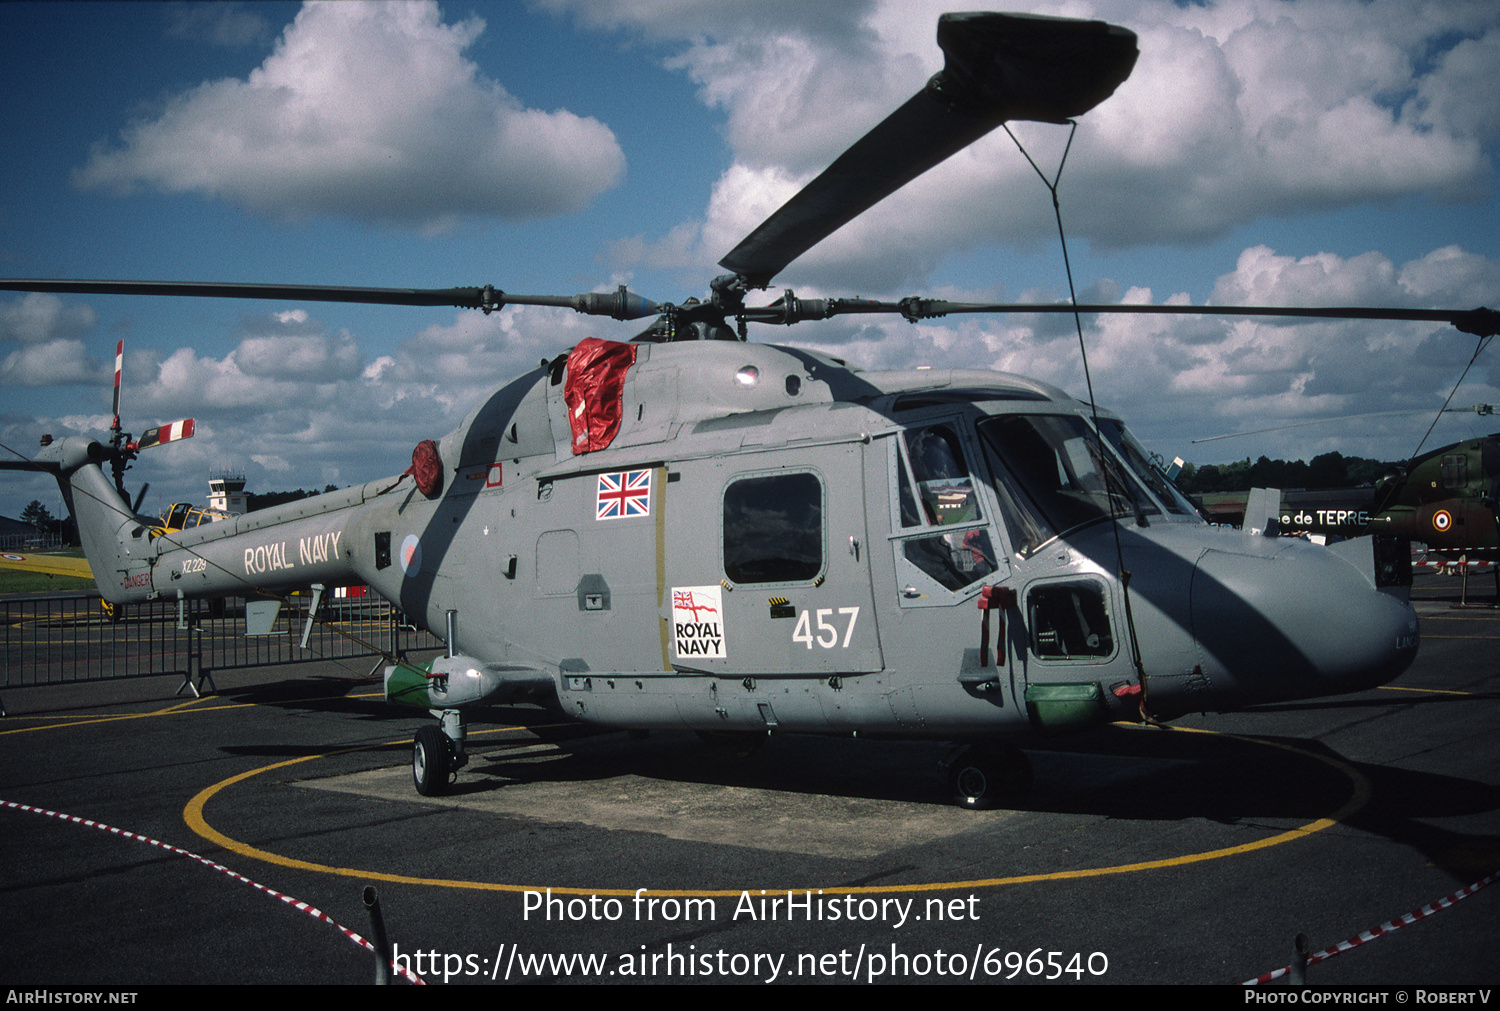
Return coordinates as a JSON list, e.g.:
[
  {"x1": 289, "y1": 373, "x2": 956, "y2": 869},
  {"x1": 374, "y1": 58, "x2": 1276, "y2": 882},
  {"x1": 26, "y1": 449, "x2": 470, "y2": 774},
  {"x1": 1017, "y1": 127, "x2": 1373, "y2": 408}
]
[
  {"x1": 1, "y1": 591, "x2": 444, "y2": 695},
  {"x1": 0, "y1": 534, "x2": 65, "y2": 551}
]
